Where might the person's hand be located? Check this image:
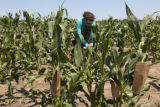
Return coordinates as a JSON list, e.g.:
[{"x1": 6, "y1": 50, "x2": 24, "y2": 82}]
[
  {"x1": 83, "y1": 46, "x2": 87, "y2": 49},
  {"x1": 83, "y1": 44, "x2": 92, "y2": 53},
  {"x1": 89, "y1": 43, "x2": 93, "y2": 47}
]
